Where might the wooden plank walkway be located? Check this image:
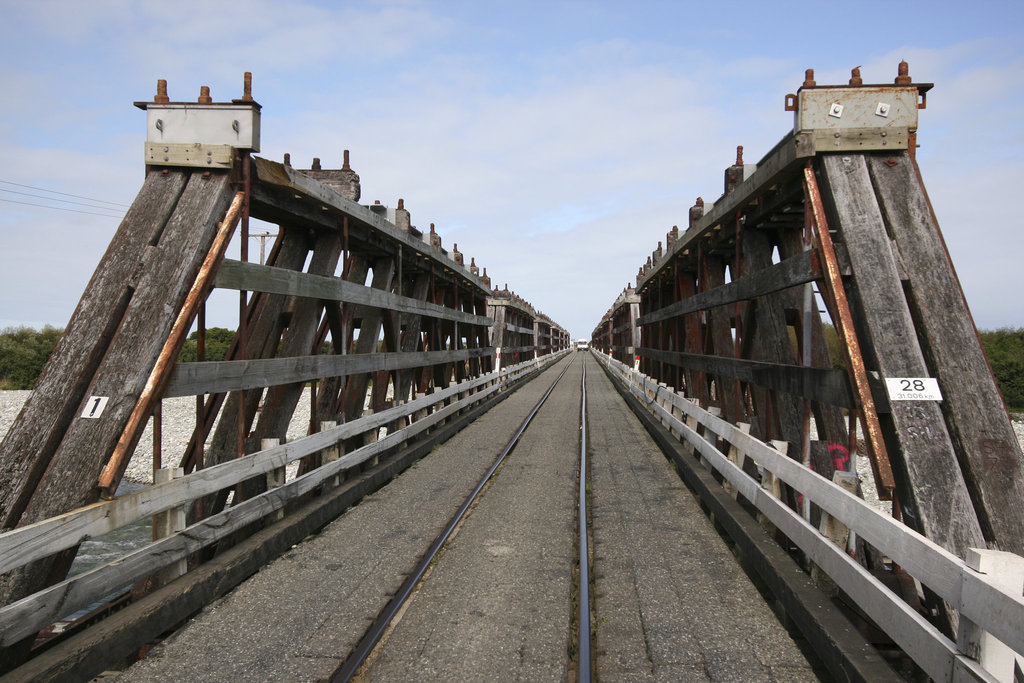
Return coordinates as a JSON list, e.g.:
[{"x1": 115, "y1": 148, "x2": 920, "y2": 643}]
[{"x1": 112, "y1": 355, "x2": 822, "y2": 681}]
